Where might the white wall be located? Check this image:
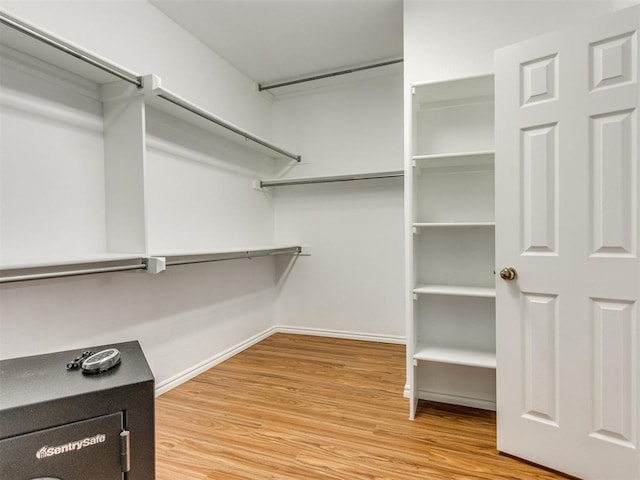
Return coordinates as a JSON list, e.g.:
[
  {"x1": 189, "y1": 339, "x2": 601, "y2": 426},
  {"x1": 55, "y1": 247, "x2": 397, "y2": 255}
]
[
  {"x1": 272, "y1": 73, "x2": 405, "y2": 341},
  {"x1": 0, "y1": 0, "x2": 281, "y2": 389},
  {"x1": 404, "y1": 0, "x2": 615, "y2": 85}
]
